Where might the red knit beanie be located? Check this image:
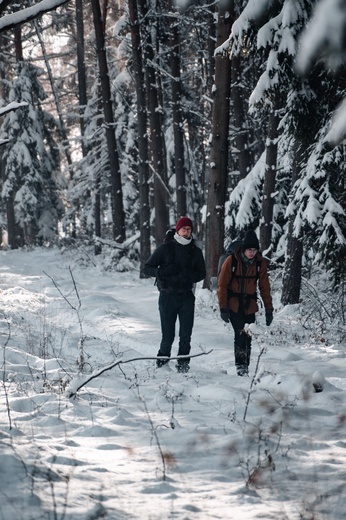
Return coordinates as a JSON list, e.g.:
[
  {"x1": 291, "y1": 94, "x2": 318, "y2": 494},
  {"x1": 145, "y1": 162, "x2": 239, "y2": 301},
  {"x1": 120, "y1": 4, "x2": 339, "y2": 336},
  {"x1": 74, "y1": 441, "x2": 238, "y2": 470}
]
[{"x1": 176, "y1": 217, "x2": 193, "y2": 232}]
